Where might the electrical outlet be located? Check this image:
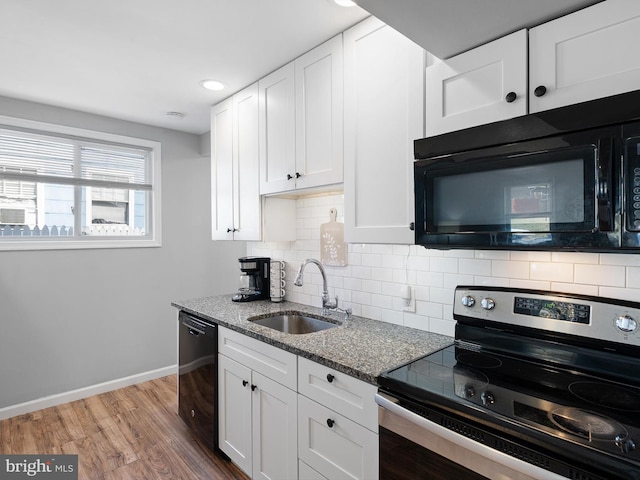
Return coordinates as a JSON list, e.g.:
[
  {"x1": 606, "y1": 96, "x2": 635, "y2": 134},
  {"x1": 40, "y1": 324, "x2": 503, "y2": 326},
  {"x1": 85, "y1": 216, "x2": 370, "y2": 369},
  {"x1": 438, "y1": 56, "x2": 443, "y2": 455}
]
[{"x1": 401, "y1": 285, "x2": 415, "y2": 312}]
